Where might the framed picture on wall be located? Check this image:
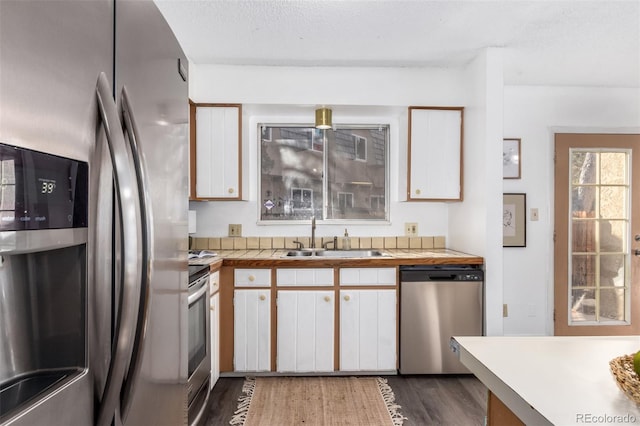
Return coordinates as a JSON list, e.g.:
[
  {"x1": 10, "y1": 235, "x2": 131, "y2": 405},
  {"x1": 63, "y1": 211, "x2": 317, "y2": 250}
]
[
  {"x1": 503, "y1": 138, "x2": 521, "y2": 179},
  {"x1": 503, "y1": 193, "x2": 526, "y2": 247}
]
